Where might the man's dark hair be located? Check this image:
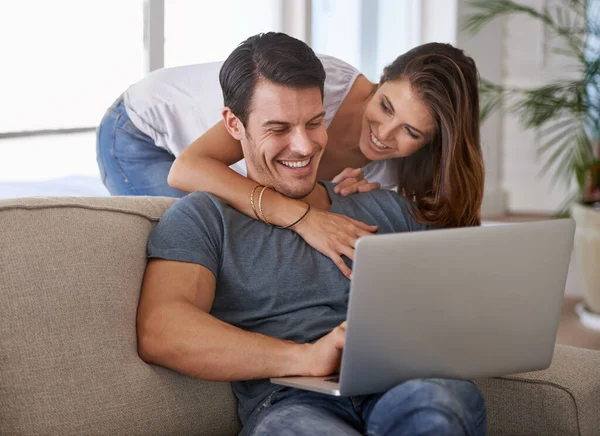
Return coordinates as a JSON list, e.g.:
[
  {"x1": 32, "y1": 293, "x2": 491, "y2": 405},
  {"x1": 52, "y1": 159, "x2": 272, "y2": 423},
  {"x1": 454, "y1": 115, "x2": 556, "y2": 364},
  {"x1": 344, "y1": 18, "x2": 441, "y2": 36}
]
[{"x1": 219, "y1": 32, "x2": 326, "y2": 127}]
